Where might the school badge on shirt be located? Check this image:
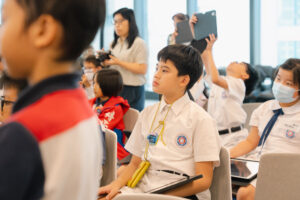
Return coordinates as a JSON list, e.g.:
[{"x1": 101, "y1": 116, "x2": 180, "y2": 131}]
[
  {"x1": 177, "y1": 135, "x2": 187, "y2": 147},
  {"x1": 286, "y1": 130, "x2": 295, "y2": 139}
]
